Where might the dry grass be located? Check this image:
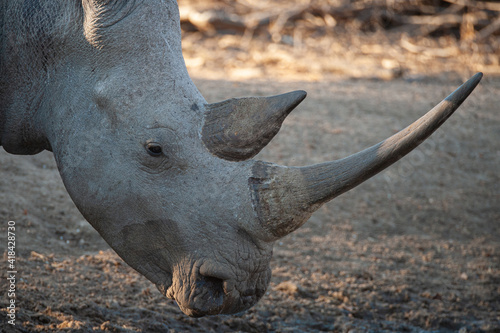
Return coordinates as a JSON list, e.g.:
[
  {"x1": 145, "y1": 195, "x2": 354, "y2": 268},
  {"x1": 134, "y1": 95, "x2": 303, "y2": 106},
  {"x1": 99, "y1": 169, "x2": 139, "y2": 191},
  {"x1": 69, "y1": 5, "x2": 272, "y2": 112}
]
[{"x1": 179, "y1": 0, "x2": 500, "y2": 81}]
